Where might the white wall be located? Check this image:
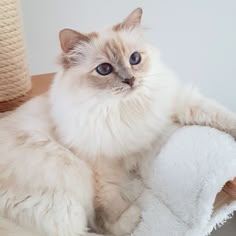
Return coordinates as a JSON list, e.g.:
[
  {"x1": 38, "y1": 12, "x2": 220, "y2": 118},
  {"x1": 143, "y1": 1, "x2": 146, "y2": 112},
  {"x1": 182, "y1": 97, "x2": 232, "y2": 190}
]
[{"x1": 21, "y1": 0, "x2": 236, "y2": 111}]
